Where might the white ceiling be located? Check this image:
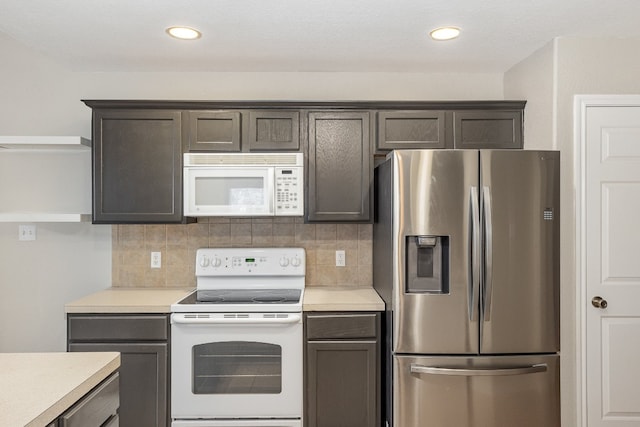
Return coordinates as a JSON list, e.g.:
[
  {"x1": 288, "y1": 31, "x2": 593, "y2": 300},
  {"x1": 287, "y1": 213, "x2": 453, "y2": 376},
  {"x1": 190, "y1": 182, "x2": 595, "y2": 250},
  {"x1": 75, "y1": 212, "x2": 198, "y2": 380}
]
[{"x1": 1, "y1": 0, "x2": 640, "y2": 73}]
